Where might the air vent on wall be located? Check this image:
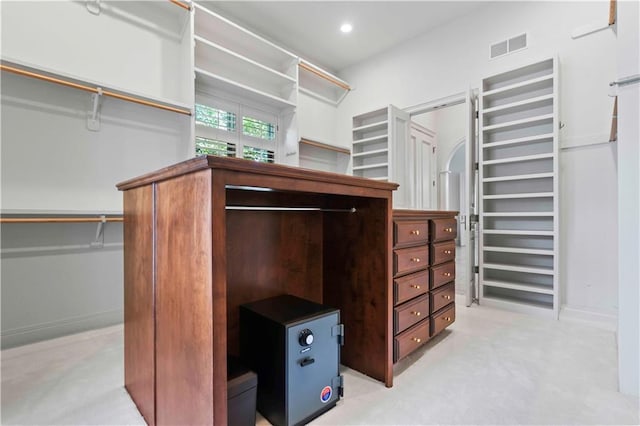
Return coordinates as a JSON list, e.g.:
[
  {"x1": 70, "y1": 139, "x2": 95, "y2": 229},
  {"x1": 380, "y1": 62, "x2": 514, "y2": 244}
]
[{"x1": 490, "y1": 33, "x2": 527, "y2": 59}]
